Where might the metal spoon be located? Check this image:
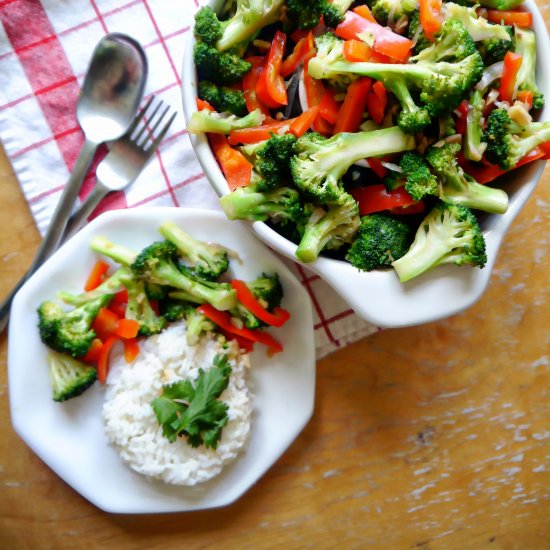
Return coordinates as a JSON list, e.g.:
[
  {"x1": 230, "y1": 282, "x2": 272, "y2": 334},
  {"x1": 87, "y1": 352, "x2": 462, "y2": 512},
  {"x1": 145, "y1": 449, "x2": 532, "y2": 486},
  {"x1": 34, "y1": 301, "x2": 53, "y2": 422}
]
[{"x1": 0, "y1": 33, "x2": 148, "y2": 333}]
